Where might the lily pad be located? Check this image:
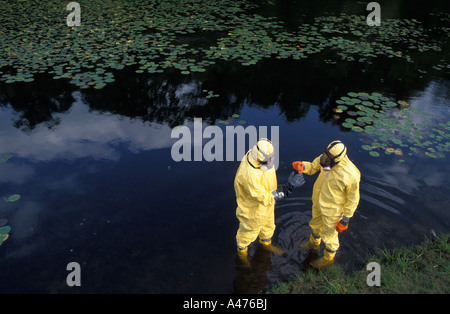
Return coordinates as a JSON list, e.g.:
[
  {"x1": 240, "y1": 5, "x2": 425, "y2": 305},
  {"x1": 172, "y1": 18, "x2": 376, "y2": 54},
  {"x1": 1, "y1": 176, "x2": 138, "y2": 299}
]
[
  {"x1": 4, "y1": 194, "x2": 20, "y2": 203},
  {"x1": 0, "y1": 225, "x2": 11, "y2": 234},
  {"x1": 0, "y1": 153, "x2": 13, "y2": 164},
  {"x1": 342, "y1": 122, "x2": 354, "y2": 129},
  {"x1": 0, "y1": 233, "x2": 9, "y2": 246}
]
